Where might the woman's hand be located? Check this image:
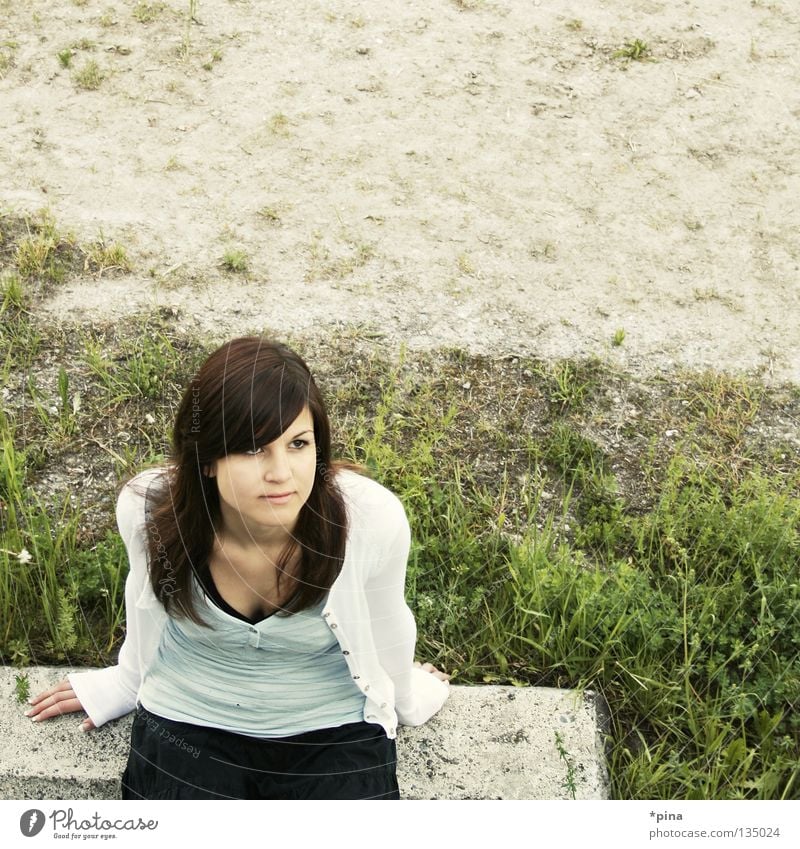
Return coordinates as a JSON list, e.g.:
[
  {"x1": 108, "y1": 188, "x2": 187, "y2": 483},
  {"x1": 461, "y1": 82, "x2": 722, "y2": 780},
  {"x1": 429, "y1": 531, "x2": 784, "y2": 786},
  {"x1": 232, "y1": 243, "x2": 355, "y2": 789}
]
[
  {"x1": 25, "y1": 679, "x2": 96, "y2": 731},
  {"x1": 414, "y1": 660, "x2": 451, "y2": 684}
]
